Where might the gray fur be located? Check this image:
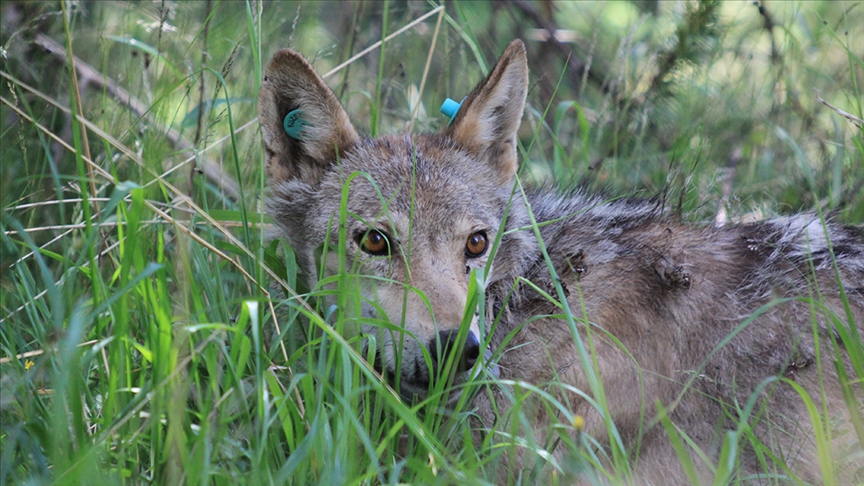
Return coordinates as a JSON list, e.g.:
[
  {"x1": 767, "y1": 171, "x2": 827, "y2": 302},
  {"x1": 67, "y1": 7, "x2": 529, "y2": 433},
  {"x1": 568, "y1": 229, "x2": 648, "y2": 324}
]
[{"x1": 259, "y1": 40, "x2": 864, "y2": 484}]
